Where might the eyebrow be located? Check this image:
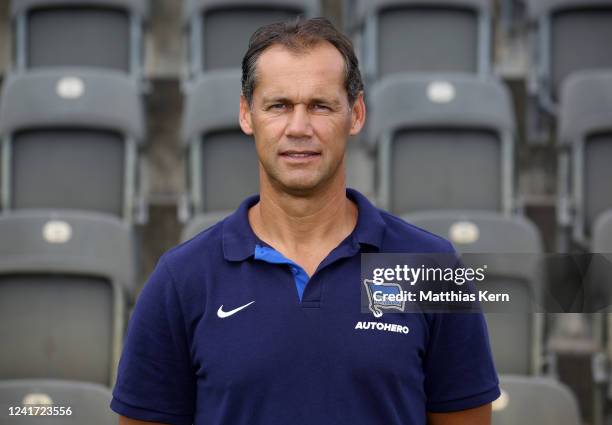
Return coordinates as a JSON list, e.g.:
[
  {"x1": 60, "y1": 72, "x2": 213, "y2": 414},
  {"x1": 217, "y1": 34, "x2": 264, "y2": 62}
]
[
  {"x1": 261, "y1": 96, "x2": 291, "y2": 104},
  {"x1": 261, "y1": 96, "x2": 342, "y2": 107}
]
